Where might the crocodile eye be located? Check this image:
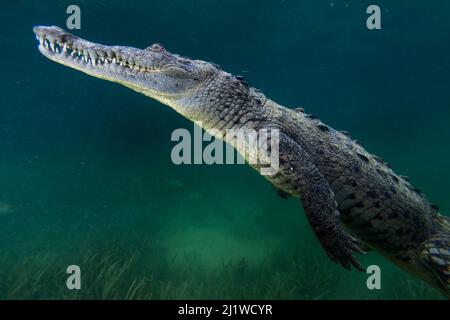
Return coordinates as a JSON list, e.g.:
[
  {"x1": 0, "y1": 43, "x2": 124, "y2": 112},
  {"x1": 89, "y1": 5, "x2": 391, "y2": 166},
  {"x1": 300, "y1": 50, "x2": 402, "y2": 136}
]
[{"x1": 149, "y1": 43, "x2": 164, "y2": 52}]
